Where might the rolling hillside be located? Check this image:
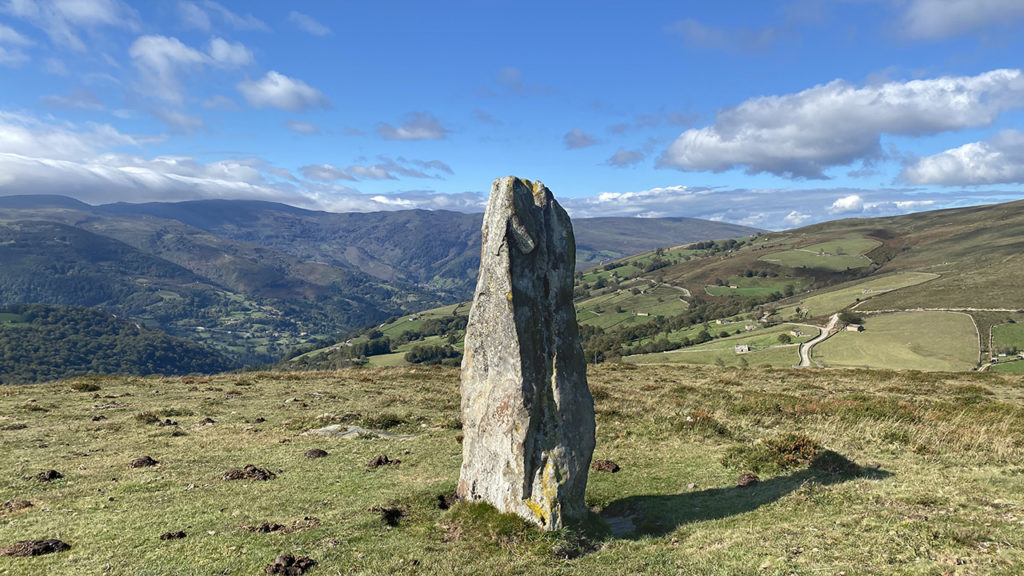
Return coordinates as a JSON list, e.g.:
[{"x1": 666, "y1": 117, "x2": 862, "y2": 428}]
[
  {"x1": 292, "y1": 199, "x2": 1024, "y2": 372},
  {"x1": 0, "y1": 195, "x2": 753, "y2": 370}
]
